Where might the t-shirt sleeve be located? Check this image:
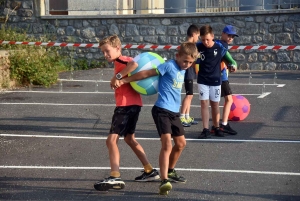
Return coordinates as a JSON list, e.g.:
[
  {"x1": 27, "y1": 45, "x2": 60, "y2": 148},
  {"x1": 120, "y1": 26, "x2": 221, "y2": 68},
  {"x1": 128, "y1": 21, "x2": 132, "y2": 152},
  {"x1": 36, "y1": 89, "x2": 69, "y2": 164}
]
[
  {"x1": 216, "y1": 40, "x2": 228, "y2": 57},
  {"x1": 157, "y1": 62, "x2": 169, "y2": 76},
  {"x1": 196, "y1": 42, "x2": 202, "y2": 51}
]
